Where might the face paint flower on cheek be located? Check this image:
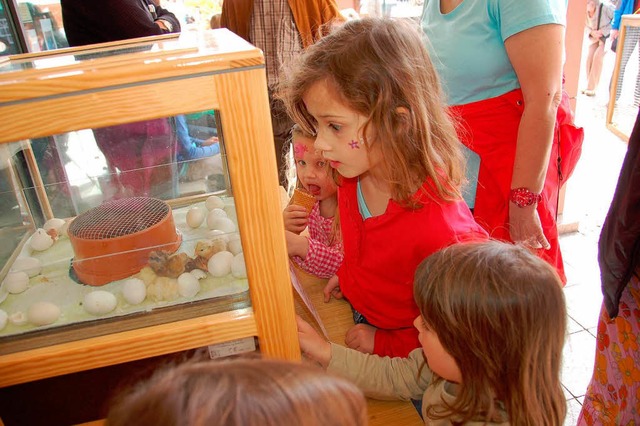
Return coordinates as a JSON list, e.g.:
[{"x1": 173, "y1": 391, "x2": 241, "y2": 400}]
[
  {"x1": 349, "y1": 139, "x2": 361, "y2": 149},
  {"x1": 293, "y1": 142, "x2": 309, "y2": 160}
]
